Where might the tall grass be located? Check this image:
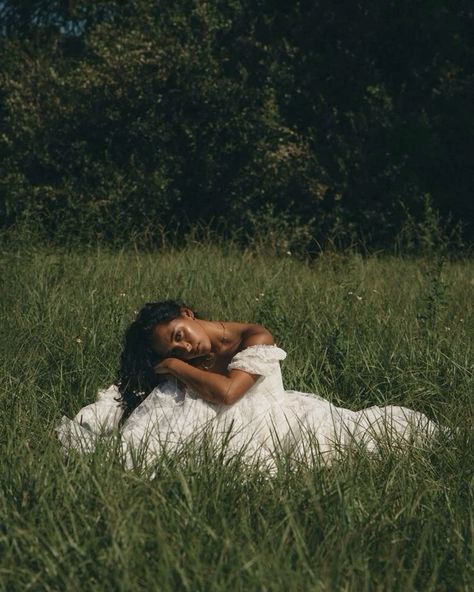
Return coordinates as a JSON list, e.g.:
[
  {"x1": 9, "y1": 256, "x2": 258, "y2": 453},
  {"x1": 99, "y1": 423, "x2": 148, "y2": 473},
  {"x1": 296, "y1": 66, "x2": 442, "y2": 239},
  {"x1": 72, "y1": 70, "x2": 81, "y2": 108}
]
[{"x1": 0, "y1": 243, "x2": 473, "y2": 591}]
